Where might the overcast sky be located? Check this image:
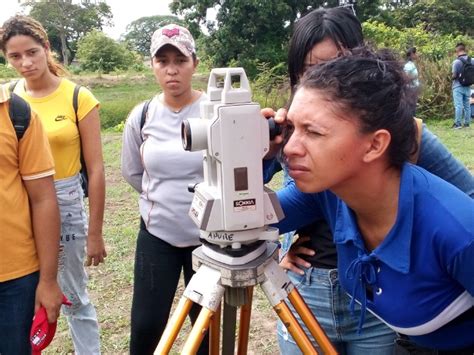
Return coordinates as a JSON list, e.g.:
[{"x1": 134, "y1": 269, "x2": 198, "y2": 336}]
[{"x1": 0, "y1": 0, "x2": 175, "y2": 40}]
